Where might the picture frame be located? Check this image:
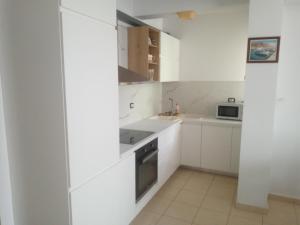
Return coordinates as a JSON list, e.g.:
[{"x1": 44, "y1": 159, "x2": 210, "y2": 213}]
[{"x1": 247, "y1": 36, "x2": 281, "y2": 63}]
